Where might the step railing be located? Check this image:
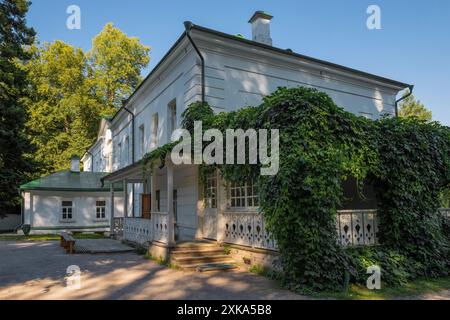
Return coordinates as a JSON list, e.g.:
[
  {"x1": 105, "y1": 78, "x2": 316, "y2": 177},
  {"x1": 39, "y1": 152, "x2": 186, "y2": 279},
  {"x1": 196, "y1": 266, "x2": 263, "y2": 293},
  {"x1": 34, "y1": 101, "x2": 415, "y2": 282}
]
[{"x1": 152, "y1": 212, "x2": 169, "y2": 244}]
